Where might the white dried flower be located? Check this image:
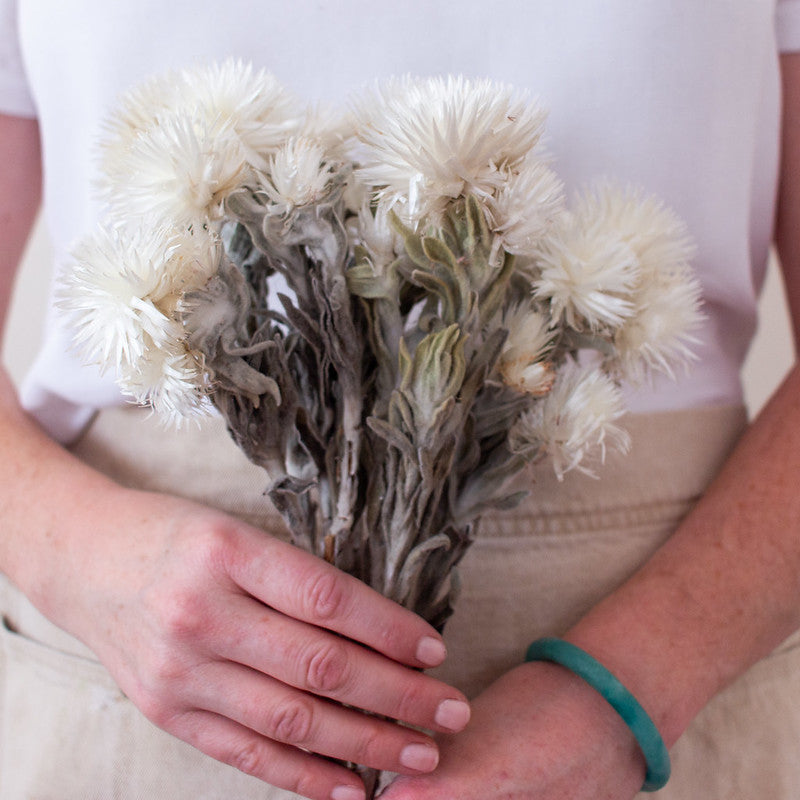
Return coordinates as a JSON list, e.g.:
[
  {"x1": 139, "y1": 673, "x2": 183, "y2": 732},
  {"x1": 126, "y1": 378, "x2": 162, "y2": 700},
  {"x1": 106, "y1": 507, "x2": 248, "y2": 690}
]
[
  {"x1": 510, "y1": 361, "x2": 630, "y2": 479},
  {"x1": 264, "y1": 137, "x2": 340, "y2": 216},
  {"x1": 353, "y1": 200, "x2": 403, "y2": 266},
  {"x1": 98, "y1": 59, "x2": 305, "y2": 226},
  {"x1": 497, "y1": 304, "x2": 555, "y2": 395},
  {"x1": 101, "y1": 112, "x2": 251, "y2": 228},
  {"x1": 613, "y1": 261, "x2": 703, "y2": 381},
  {"x1": 491, "y1": 156, "x2": 564, "y2": 256},
  {"x1": 533, "y1": 210, "x2": 640, "y2": 332},
  {"x1": 588, "y1": 184, "x2": 703, "y2": 381},
  {"x1": 117, "y1": 335, "x2": 210, "y2": 423},
  {"x1": 352, "y1": 75, "x2": 547, "y2": 220},
  {"x1": 60, "y1": 223, "x2": 219, "y2": 382},
  {"x1": 176, "y1": 59, "x2": 303, "y2": 168}
]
